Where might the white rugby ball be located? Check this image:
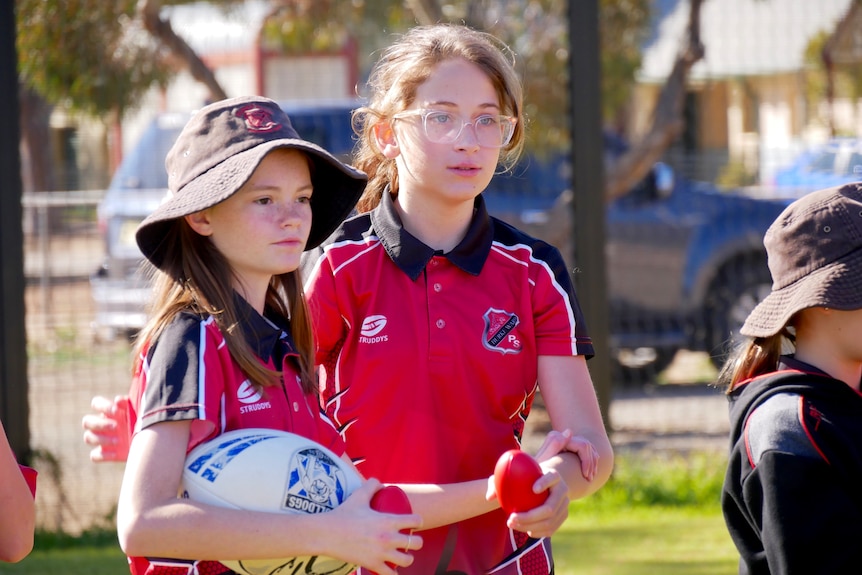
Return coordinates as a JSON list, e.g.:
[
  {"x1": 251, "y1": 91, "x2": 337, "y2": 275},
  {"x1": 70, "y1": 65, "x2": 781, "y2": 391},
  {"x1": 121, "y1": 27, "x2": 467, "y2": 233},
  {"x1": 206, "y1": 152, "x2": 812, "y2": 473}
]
[{"x1": 181, "y1": 428, "x2": 362, "y2": 575}]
